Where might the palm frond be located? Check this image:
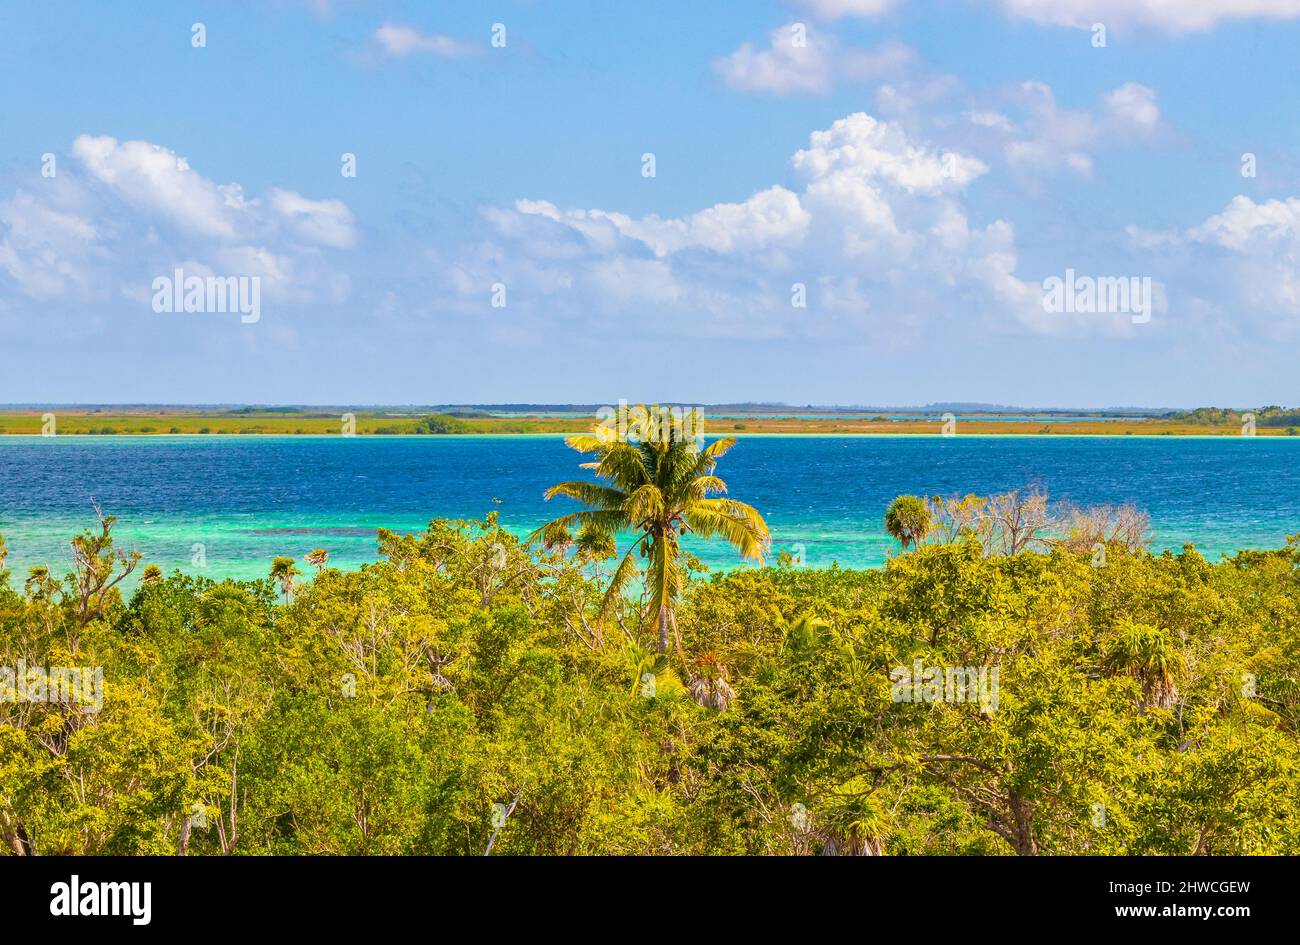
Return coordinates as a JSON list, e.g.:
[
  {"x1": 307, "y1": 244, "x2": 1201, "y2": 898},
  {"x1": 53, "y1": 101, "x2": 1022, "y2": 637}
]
[
  {"x1": 599, "y1": 540, "x2": 646, "y2": 618},
  {"x1": 625, "y1": 484, "x2": 665, "y2": 524},
  {"x1": 701, "y1": 436, "x2": 737, "y2": 461},
  {"x1": 565, "y1": 434, "x2": 608, "y2": 454},
  {"x1": 543, "y1": 481, "x2": 628, "y2": 510},
  {"x1": 527, "y1": 509, "x2": 630, "y2": 547},
  {"x1": 686, "y1": 474, "x2": 728, "y2": 501},
  {"x1": 685, "y1": 500, "x2": 770, "y2": 560},
  {"x1": 593, "y1": 442, "x2": 652, "y2": 491}
]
